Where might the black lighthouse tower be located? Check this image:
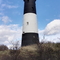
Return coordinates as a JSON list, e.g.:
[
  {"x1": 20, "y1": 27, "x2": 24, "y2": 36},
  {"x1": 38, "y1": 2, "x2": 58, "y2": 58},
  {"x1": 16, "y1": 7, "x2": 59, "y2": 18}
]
[{"x1": 21, "y1": 0, "x2": 39, "y2": 46}]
